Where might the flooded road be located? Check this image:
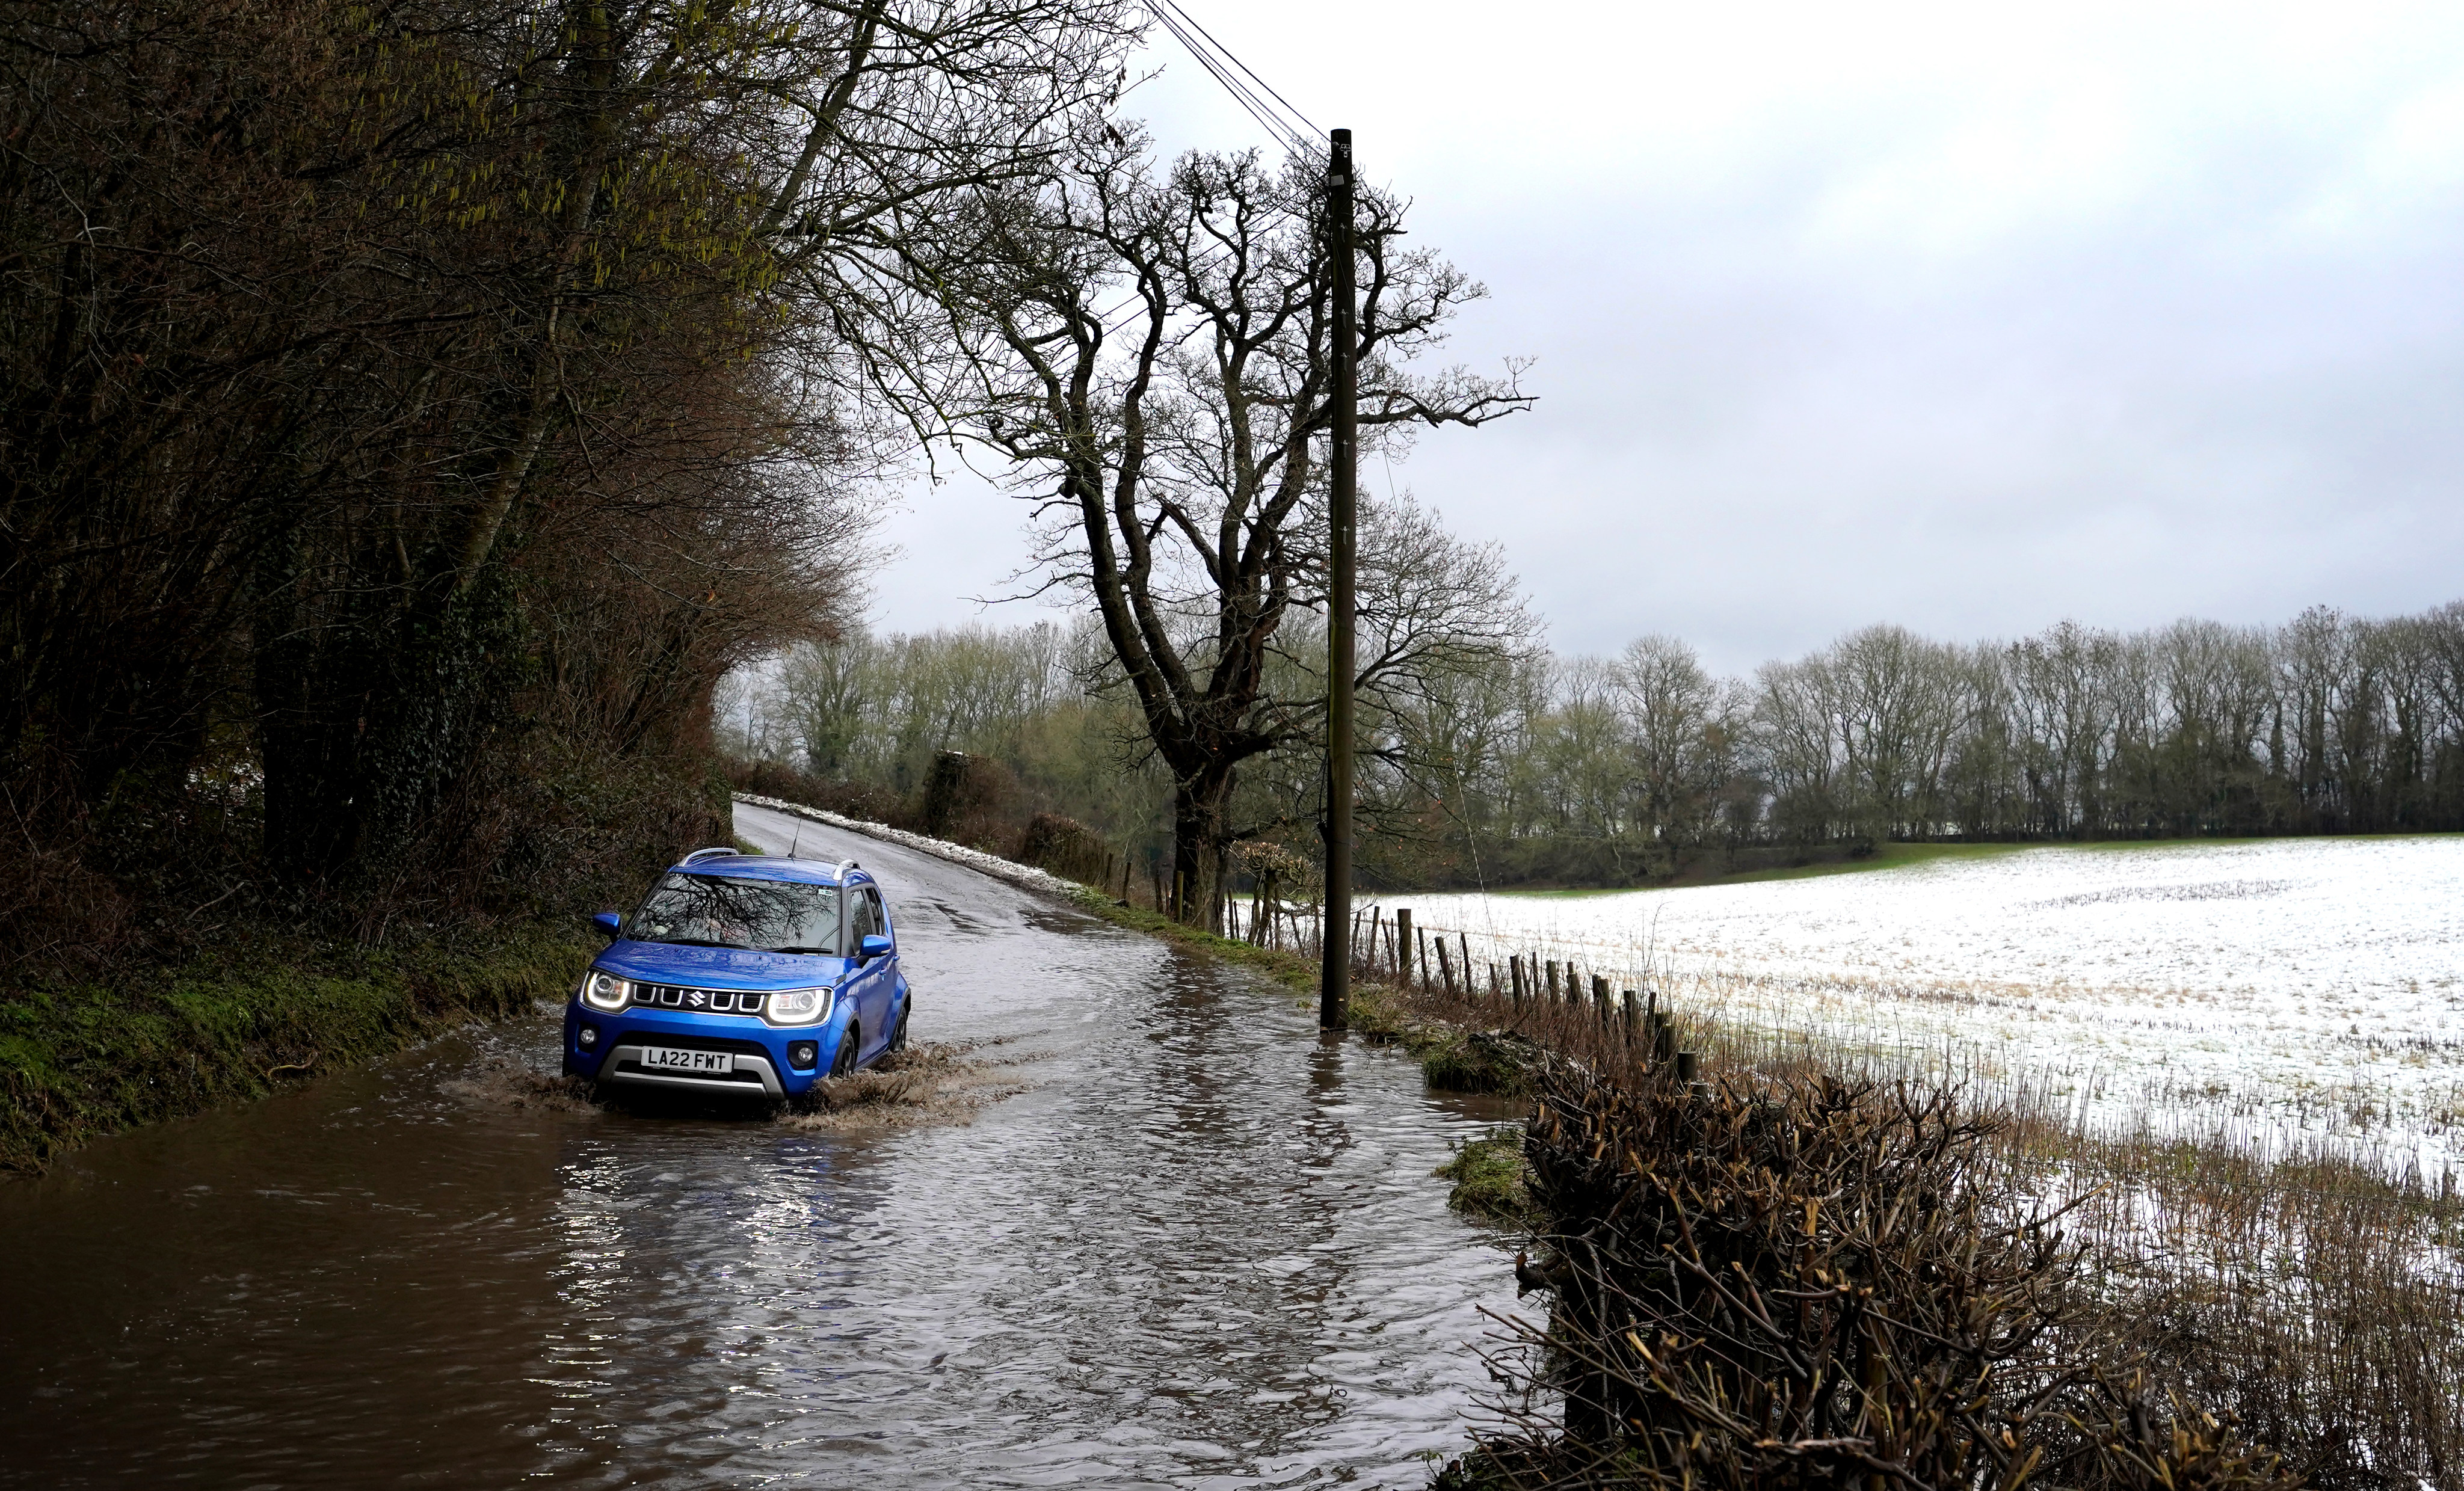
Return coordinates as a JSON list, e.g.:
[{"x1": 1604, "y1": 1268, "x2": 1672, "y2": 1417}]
[{"x1": 0, "y1": 804, "x2": 1524, "y2": 1487}]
